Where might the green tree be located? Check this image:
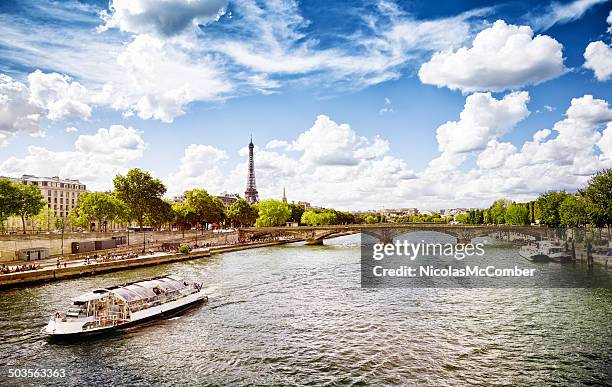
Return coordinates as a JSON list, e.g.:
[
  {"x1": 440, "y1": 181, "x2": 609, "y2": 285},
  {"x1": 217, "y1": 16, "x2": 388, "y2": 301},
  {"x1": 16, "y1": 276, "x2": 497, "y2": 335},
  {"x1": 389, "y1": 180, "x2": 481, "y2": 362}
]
[
  {"x1": 536, "y1": 191, "x2": 569, "y2": 228},
  {"x1": 559, "y1": 195, "x2": 589, "y2": 228},
  {"x1": 113, "y1": 168, "x2": 167, "y2": 251},
  {"x1": 15, "y1": 183, "x2": 45, "y2": 234},
  {"x1": 0, "y1": 179, "x2": 19, "y2": 234},
  {"x1": 255, "y1": 200, "x2": 291, "y2": 227},
  {"x1": 583, "y1": 168, "x2": 611, "y2": 228},
  {"x1": 301, "y1": 210, "x2": 338, "y2": 226},
  {"x1": 489, "y1": 199, "x2": 509, "y2": 224},
  {"x1": 31, "y1": 207, "x2": 56, "y2": 231},
  {"x1": 364, "y1": 214, "x2": 378, "y2": 224},
  {"x1": 185, "y1": 189, "x2": 226, "y2": 229},
  {"x1": 146, "y1": 199, "x2": 175, "y2": 230},
  {"x1": 227, "y1": 198, "x2": 258, "y2": 227},
  {"x1": 172, "y1": 202, "x2": 196, "y2": 237},
  {"x1": 76, "y1": 192, "x2": 125, "y2": 232},
  {"x1": 504, "y1": 203, "x2": 529, "y2": 225},
  {"x1": 68, "y1": 207, "x2": 89, "y2": 231},
  {"x1": 288, "y1": 203, "x2": 305, "y2": 224}
]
